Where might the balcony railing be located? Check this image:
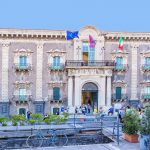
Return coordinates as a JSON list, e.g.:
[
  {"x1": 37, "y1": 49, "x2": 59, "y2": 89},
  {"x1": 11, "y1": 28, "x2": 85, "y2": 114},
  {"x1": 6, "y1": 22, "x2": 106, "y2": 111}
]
[
  {"x1": 14, "y1": 63, "x2": 32, "y2": 71},
  {"x1": 48, "y1": 95, "x2": 66, "y2": 103},
  {"x1": 114, "y1": 64, "x2": 128, "y2": 71},
  {"x1": 48, "y1": 64, "x2": 65, "y2": 71},
  {"x1": 142, "y1": 94, "x2": 150, "y2": 99},
  {"x1": 65, "y1": 60, "x2": 115, "y2": 67},
  {"x1": 142, "y1": 64, "x2": 150, "y2": 71},
  {"x1": 14, "y1": 95, "x2": 31, "y2": 103},
  {"x1": 111, "y1": 94, "x2": 128, "y2": 102}
]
